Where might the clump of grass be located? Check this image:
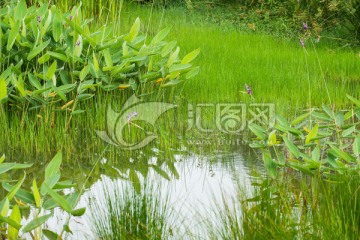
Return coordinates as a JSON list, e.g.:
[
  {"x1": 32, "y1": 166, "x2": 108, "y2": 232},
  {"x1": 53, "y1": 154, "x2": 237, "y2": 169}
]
[
  {"x1": 204, "y1": 172, "x2": 360, "y2": 239},
  {"x1": 88, "y1": 177, "x2": 174, "y2": 240}
]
